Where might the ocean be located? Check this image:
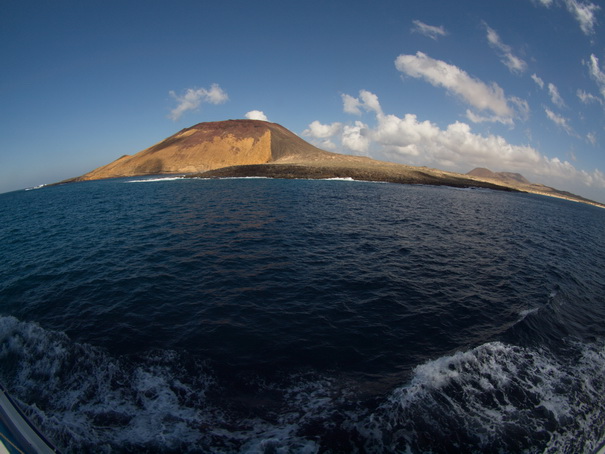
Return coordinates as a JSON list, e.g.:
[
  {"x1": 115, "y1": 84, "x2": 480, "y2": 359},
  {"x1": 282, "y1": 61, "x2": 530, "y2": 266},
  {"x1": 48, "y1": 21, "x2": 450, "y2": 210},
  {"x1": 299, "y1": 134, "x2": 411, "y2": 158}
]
[{"x1": 0, "y1": 176, "x2": 604, "y2": 453}]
